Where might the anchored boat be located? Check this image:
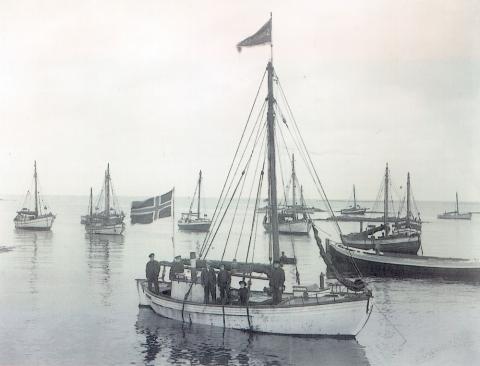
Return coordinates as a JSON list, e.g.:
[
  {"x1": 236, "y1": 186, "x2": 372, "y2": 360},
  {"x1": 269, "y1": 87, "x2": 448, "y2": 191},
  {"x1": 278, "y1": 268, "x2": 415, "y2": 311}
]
[
  {"x1": 341, "y1": 166, "x2": 421, "y2": 254},
  {"x1": 340, "y1": 185, "x2": 368, "y2": 215},
  {"x1": 14, "y1": 161, "x2": 55, "y2": 230},
  {"x1": 84, "y1": 163, "x2": 125, "y2": 235},
  {"x1": 178, "y1": 170, "x2": 212, "y2": 232},
  {"x1": 437, "y1": 192, "x2": 472, "y2": 220},
  {"x1": 136, "y1": 16, "x2": 372, "y2": 338}
]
